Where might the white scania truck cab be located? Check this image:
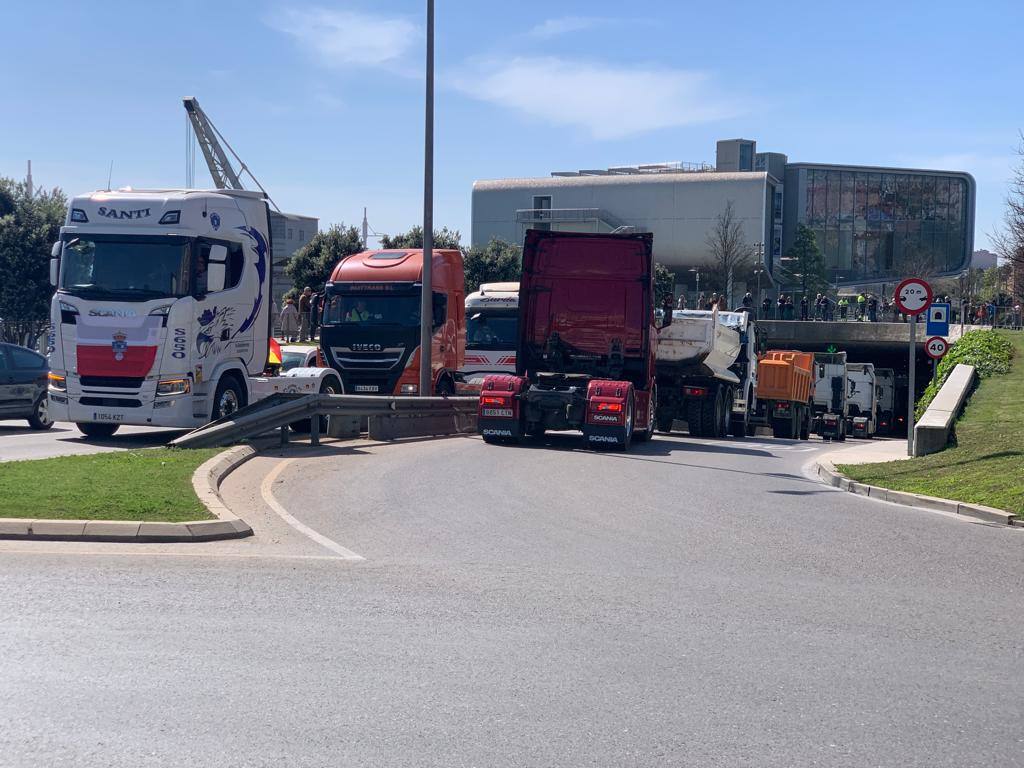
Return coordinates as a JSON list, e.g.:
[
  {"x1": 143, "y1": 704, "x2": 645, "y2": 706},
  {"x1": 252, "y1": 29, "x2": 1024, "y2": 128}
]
[
  {"x1": 47, "y1": 188, "x2": 338, "y2": 437},
  {"x1": 459, "y1": 282, "x2": 519, "y2": 392}
]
